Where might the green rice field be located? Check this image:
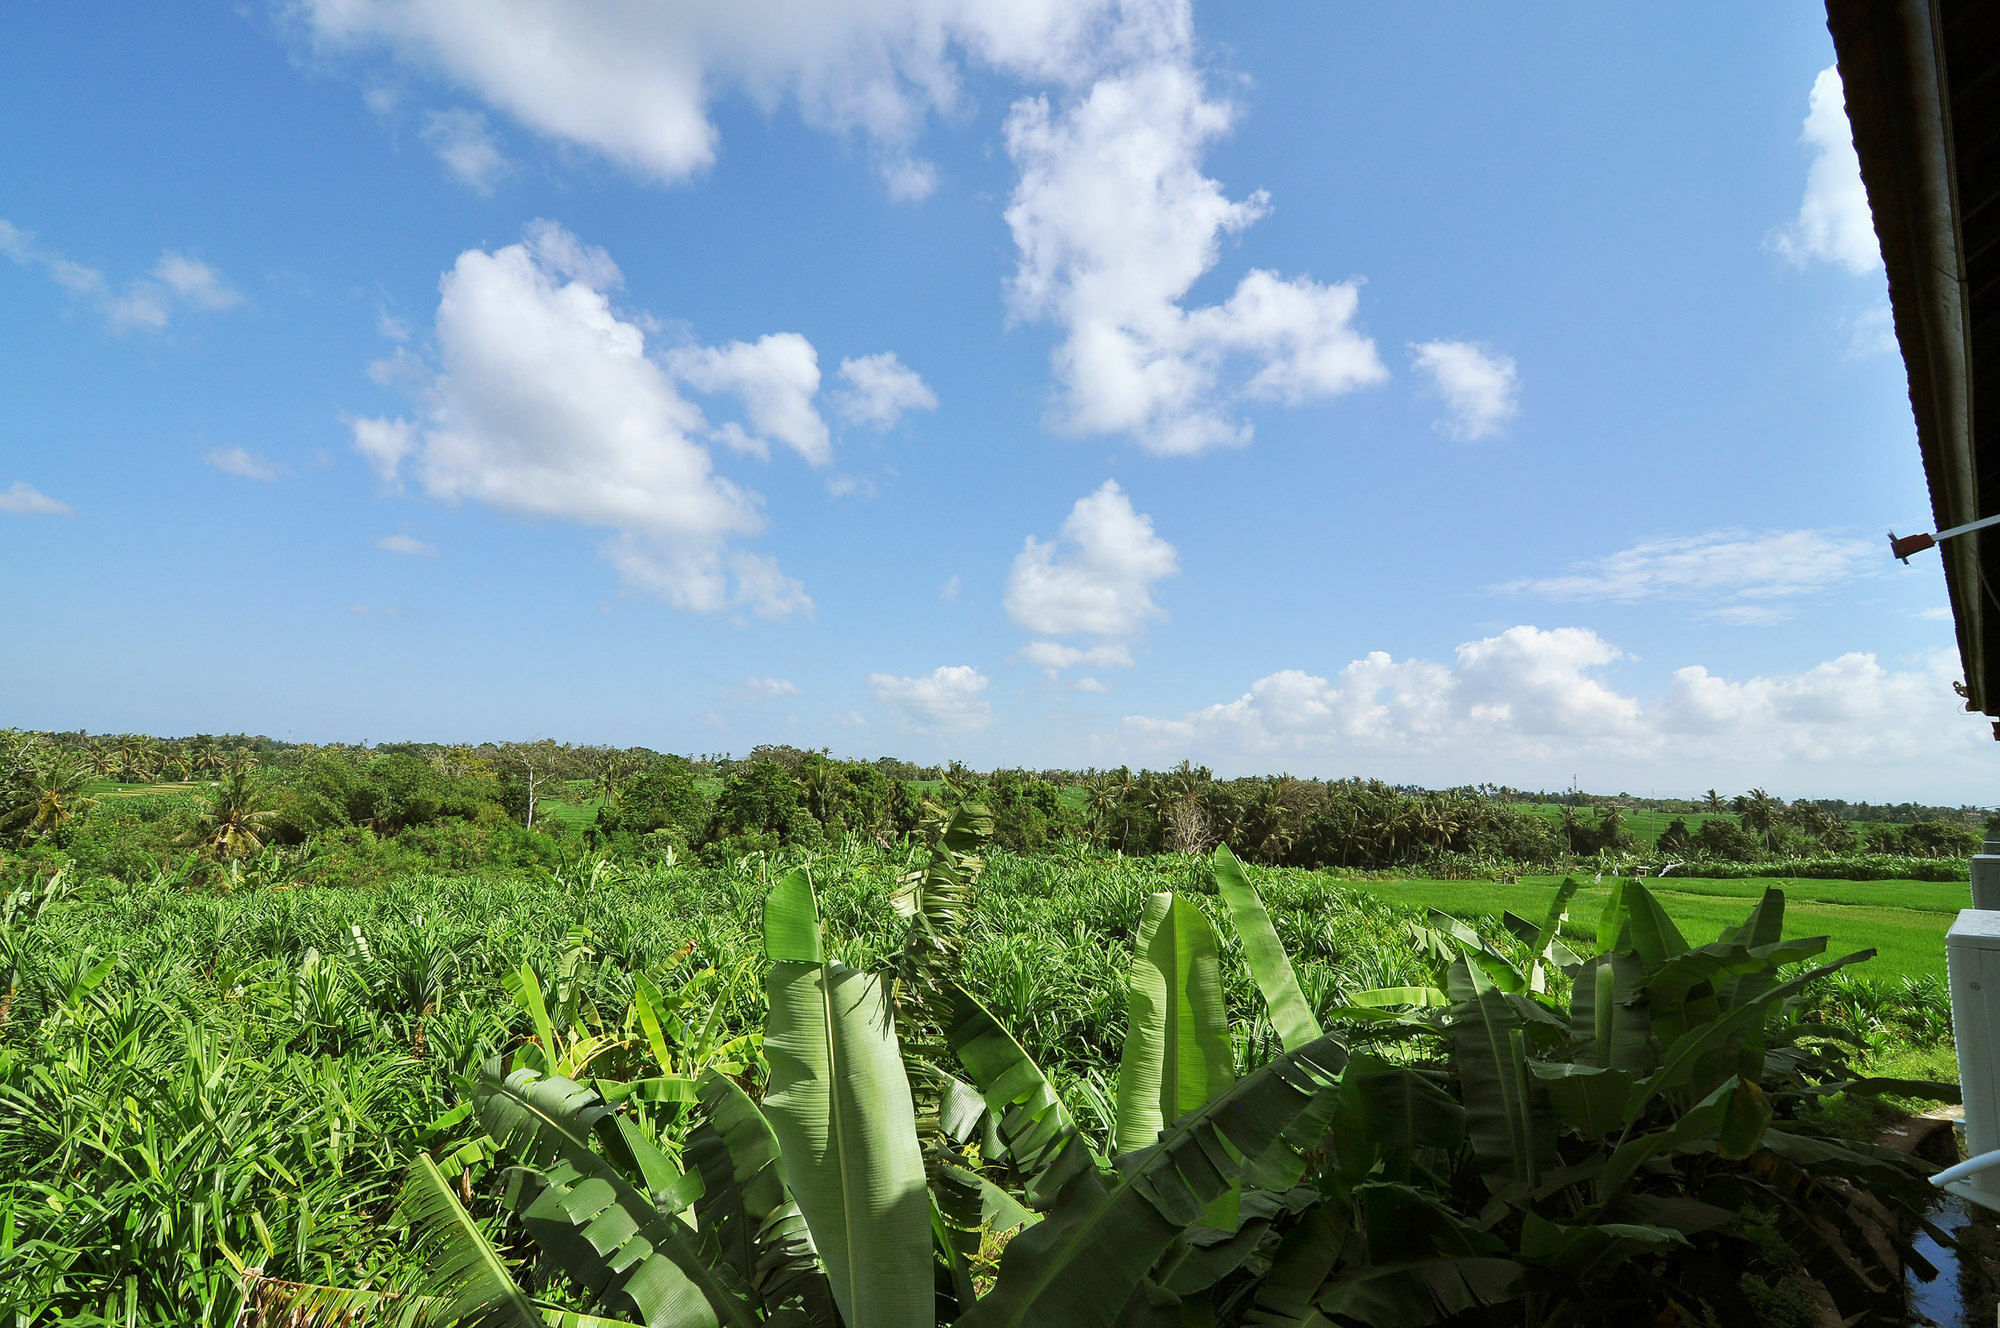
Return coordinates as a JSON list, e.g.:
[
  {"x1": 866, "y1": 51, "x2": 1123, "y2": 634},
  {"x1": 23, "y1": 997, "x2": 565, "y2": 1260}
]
[{"x1": 1338, "y1": 870, "x2": 1963, "y2": 979}]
